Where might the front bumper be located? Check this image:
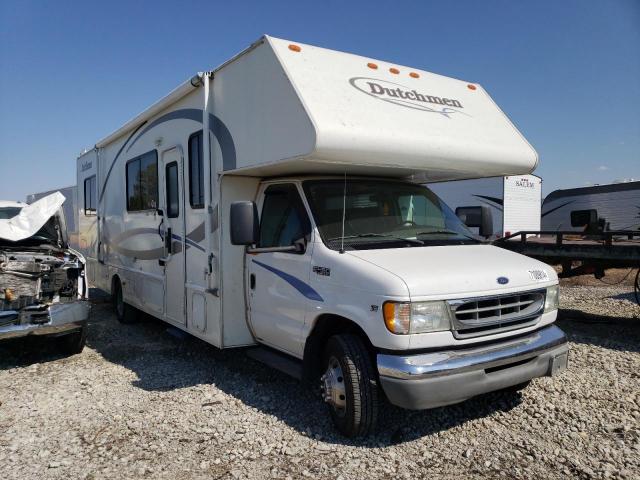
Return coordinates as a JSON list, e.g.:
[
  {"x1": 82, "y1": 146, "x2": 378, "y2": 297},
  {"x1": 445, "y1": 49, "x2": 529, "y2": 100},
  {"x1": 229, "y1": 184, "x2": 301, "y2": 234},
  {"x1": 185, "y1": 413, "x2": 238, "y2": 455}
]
[
  {"x1": 377, "y1": 324, "x2": 568, "y2": 410},
  {"x1": 0, "y1": 301, "x2": 90, "y2": 341}
]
